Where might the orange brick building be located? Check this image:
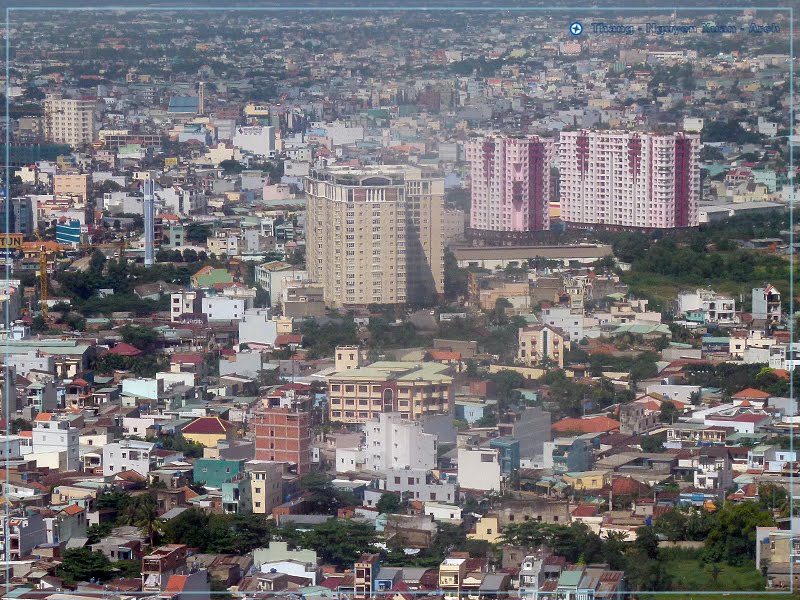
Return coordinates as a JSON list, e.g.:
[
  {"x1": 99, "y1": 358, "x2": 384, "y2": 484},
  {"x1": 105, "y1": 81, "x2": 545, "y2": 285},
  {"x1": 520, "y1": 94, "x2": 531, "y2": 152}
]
[{"x1": 251, "y1": 384, "x2": 312, "y2": 475}]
